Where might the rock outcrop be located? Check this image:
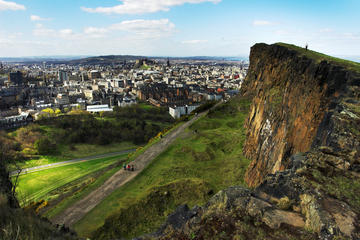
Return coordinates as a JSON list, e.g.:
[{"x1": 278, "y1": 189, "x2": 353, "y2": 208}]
[
  {"x1": 144, "y1": 43, "x2": 360, "y2": 240},
  {"x1": 241, "y1": 43, "x2": 359, "y2": 187}
]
